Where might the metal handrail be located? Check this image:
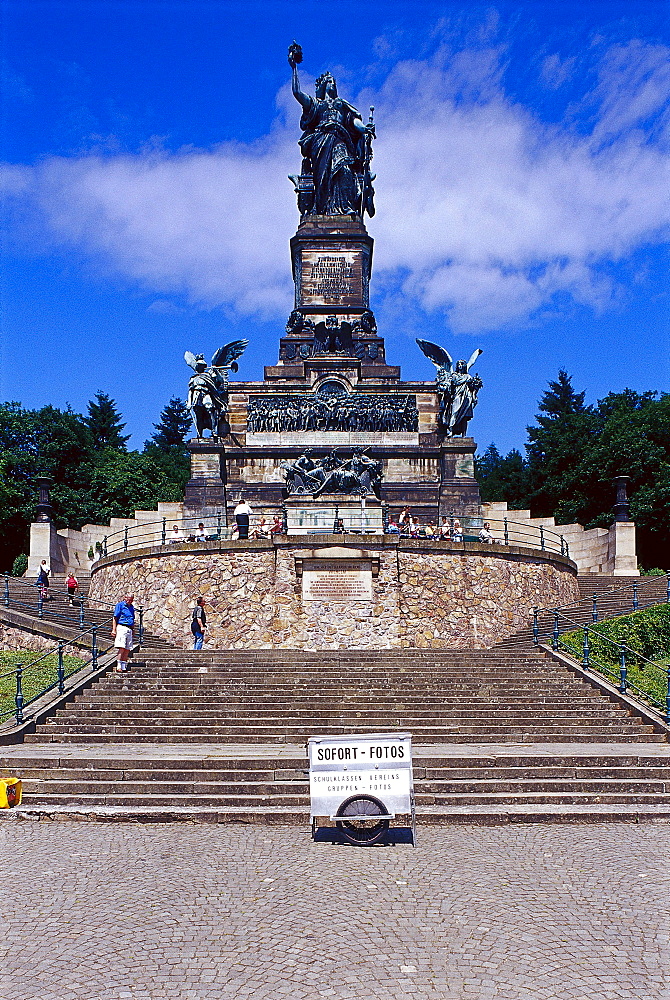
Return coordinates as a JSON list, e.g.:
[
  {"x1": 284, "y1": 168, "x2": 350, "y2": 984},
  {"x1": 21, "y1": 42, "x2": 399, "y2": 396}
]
[
  {"x1": 532, "y1": 606, "x2": 670, "y2": 722},
  {"x1": 102, "y1": 513, "x2": 233, "y2": 556},
  {"x1": 98, "y1": 511, "x2": 572, "y2": 559},
  {"x1": 546, "y1": 573, "x2": 669, "y2": 617},
  {"x1": 0, "y1": 620, "x2": 118, "y2": 726},
  {"x1": 2, "y1": 574, "x2": 144, "y2": 643}
]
